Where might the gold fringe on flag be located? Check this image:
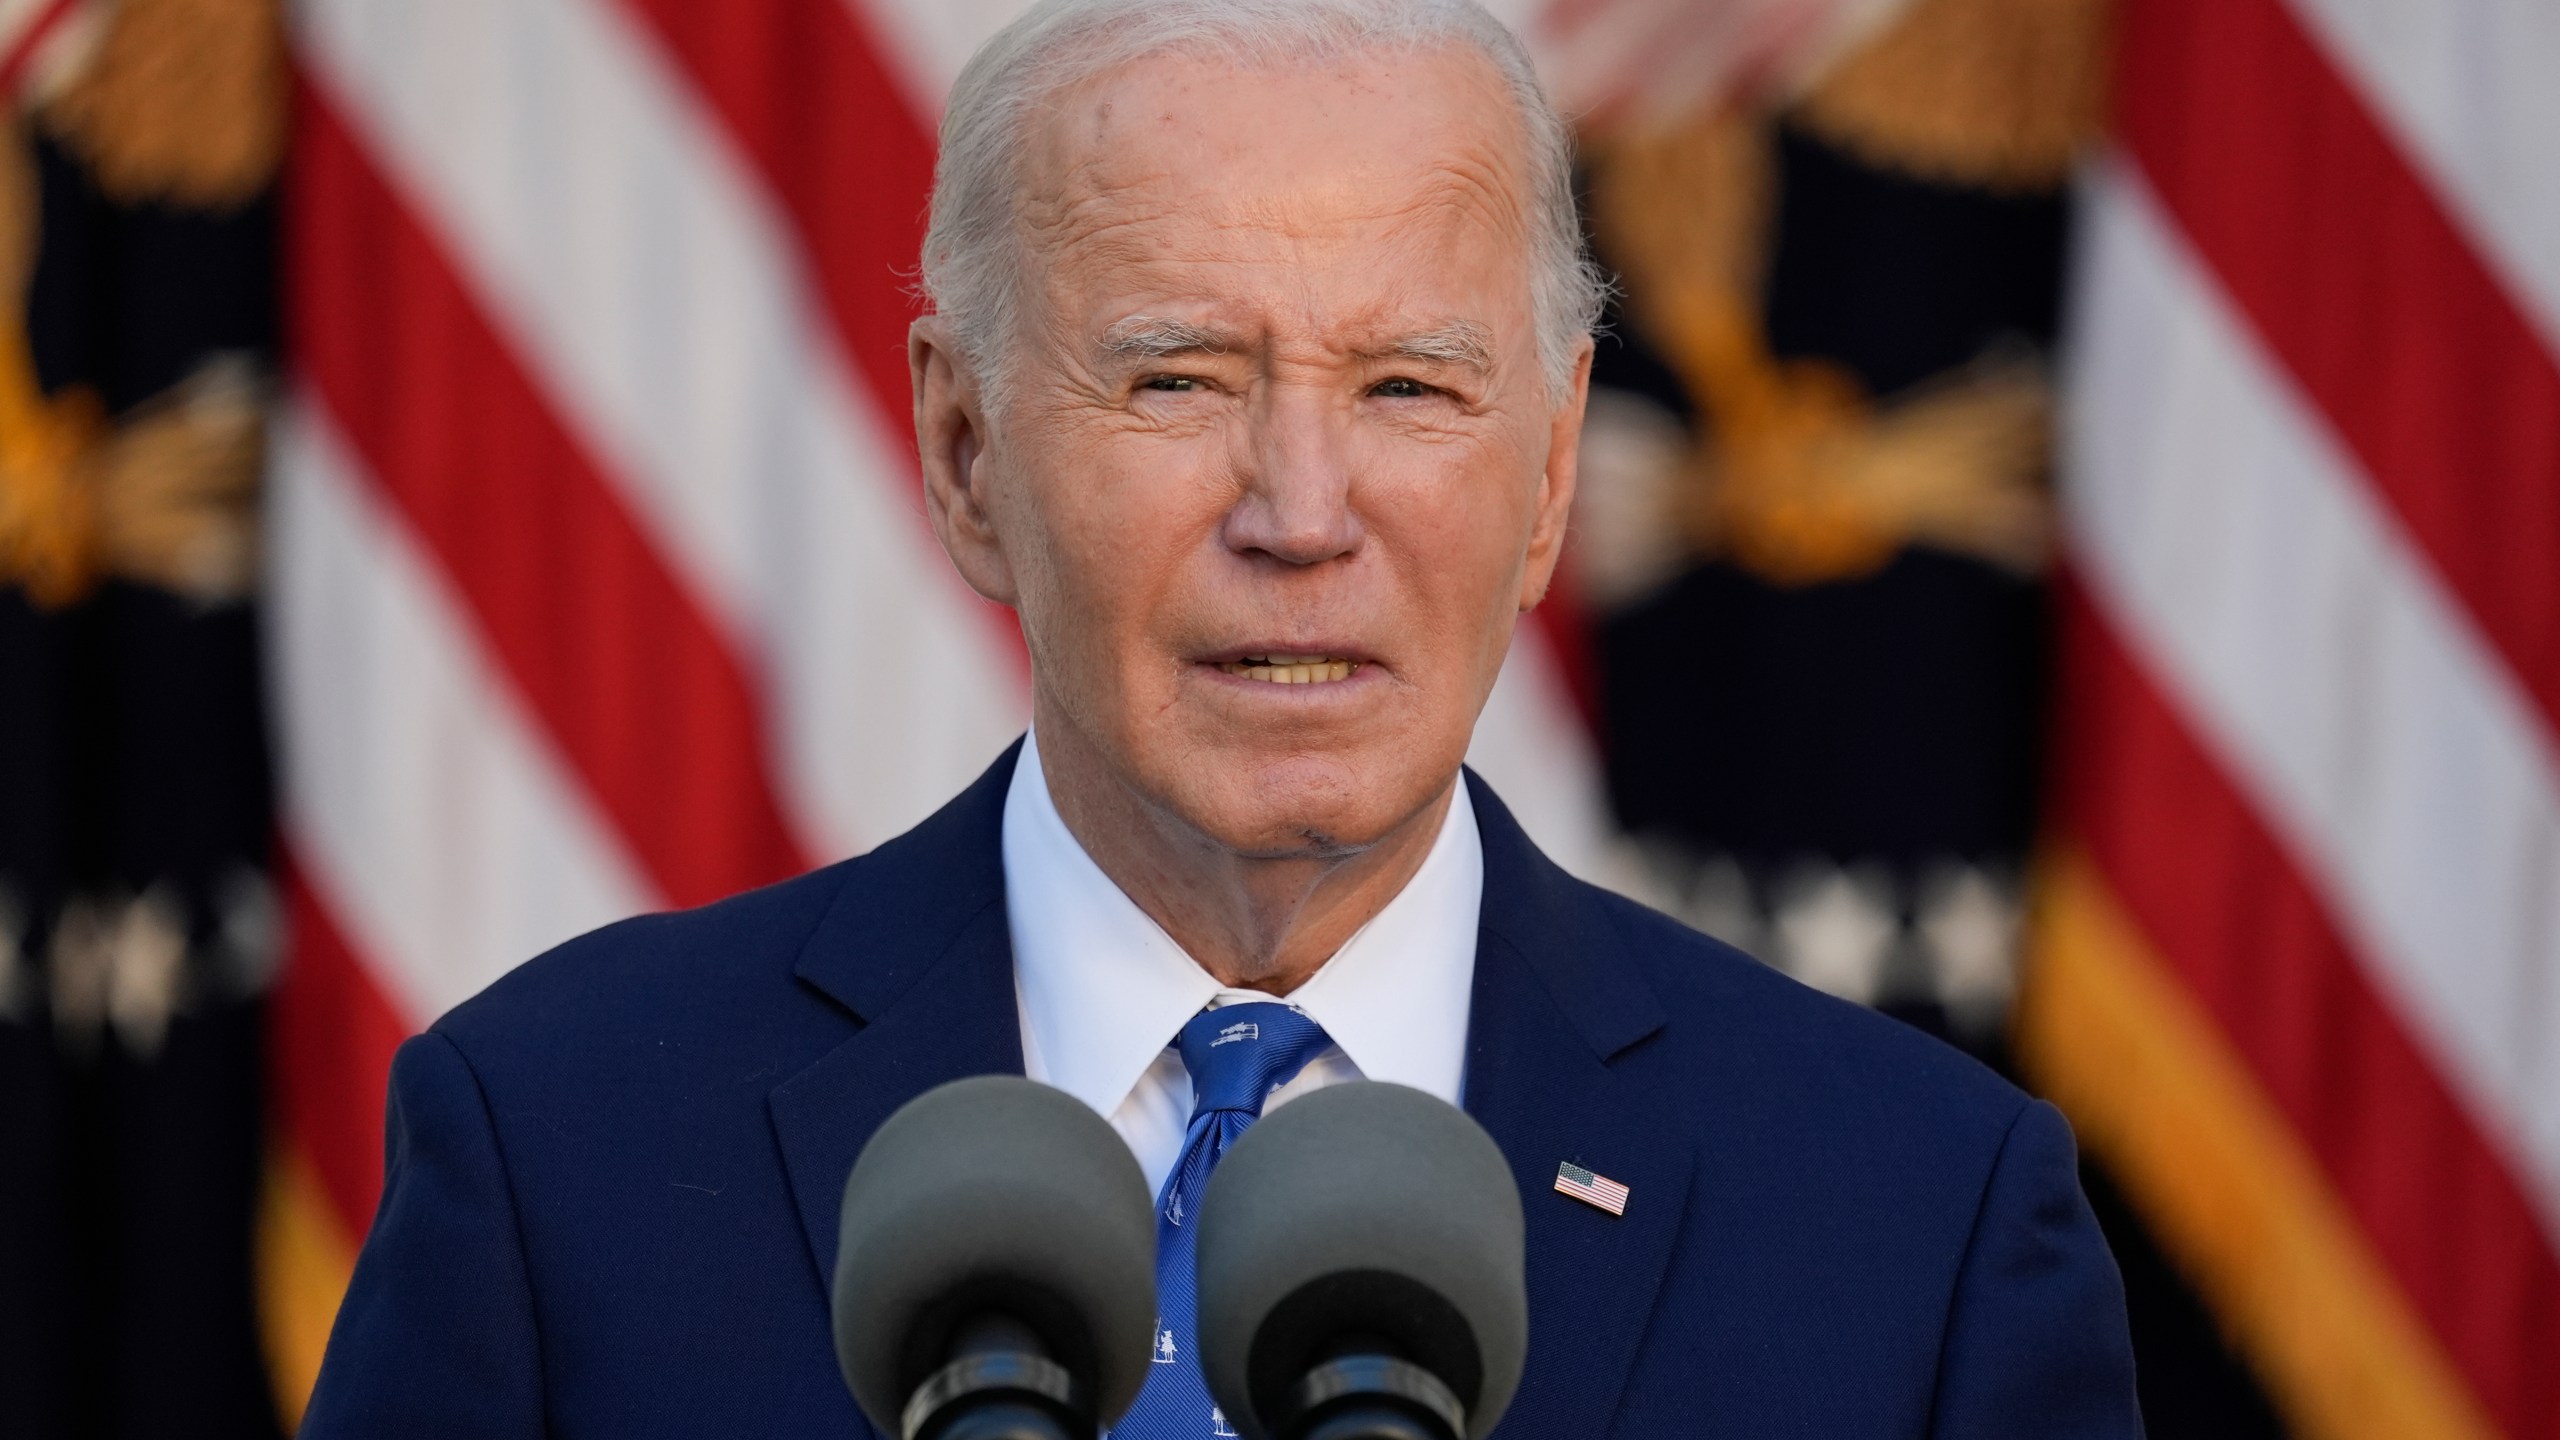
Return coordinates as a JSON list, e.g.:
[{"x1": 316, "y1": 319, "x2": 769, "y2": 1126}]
[
  {"x1": 257, "y1": 1146, "x2": 360, "y2": 1431},
  {"x1": 2018, "y1": 852, "x2": 2497, "y2": 1440}
]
